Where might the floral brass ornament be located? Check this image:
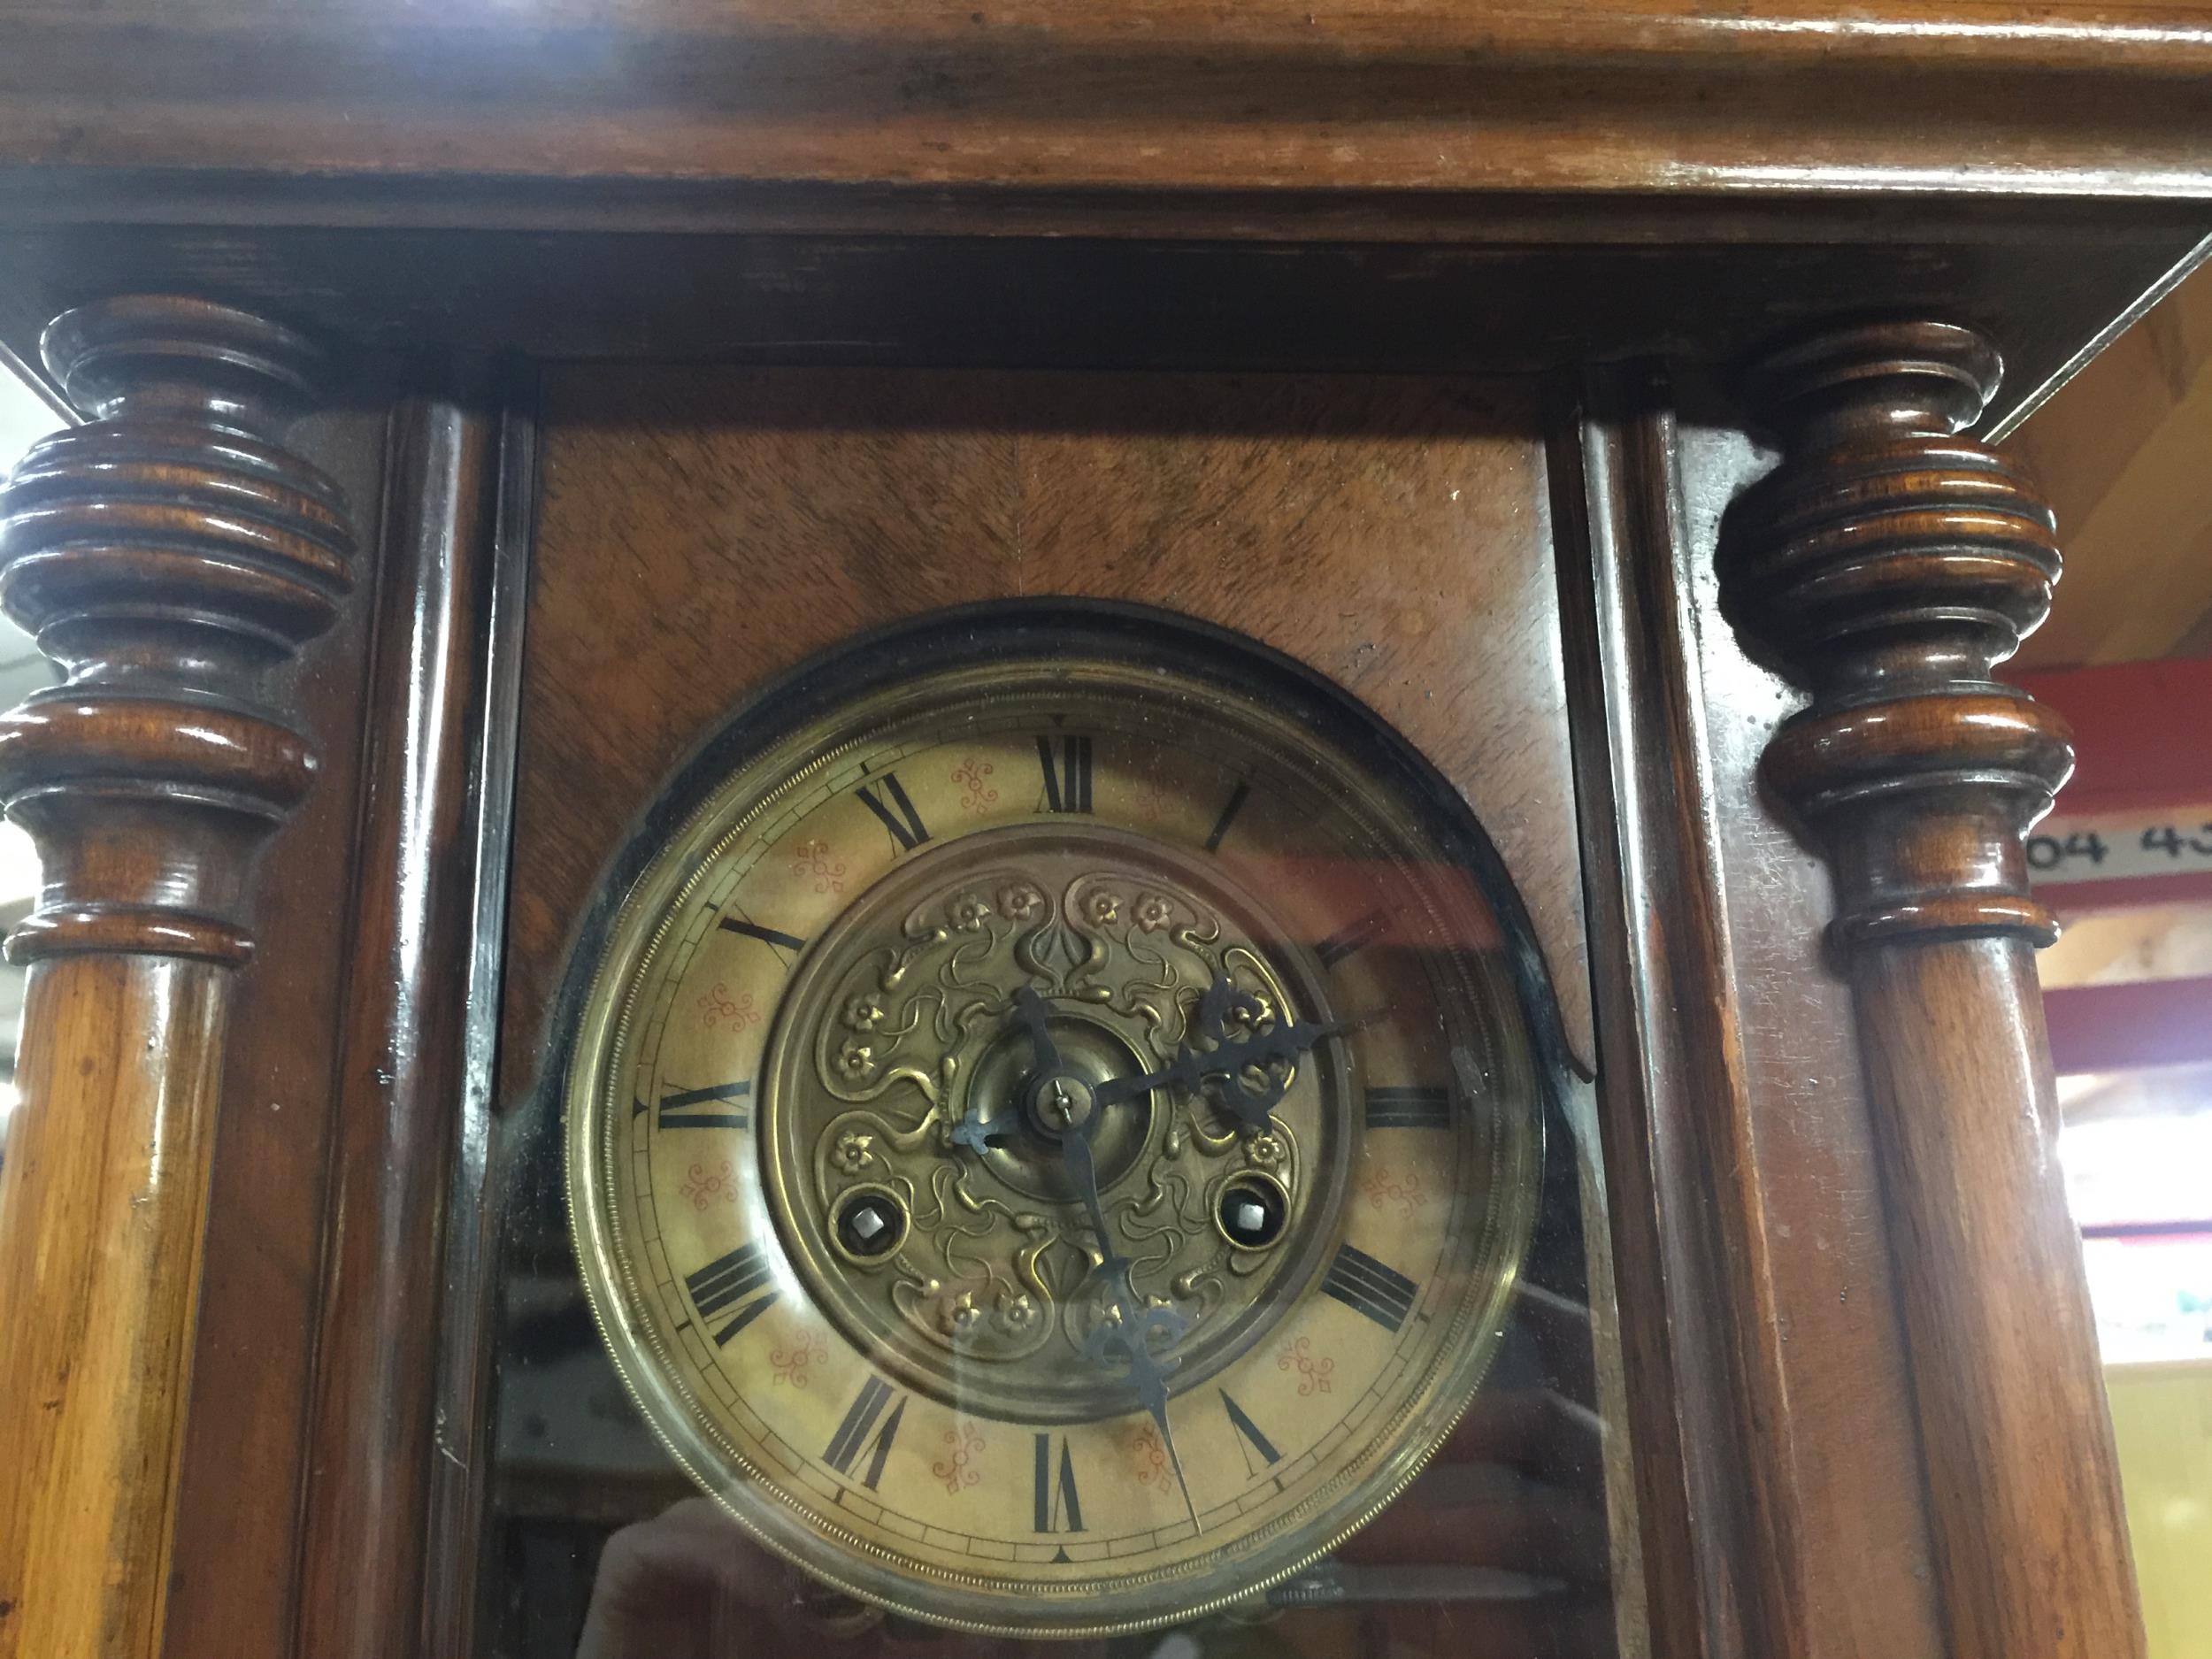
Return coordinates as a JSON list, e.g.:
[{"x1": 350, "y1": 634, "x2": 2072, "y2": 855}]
[
  {"x1": 768, "y1": 834, "x2": 1331, "y2": 1420},
  {"x1": 565, "y1": 627, "x2": 1542, "y2": 1638}
]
